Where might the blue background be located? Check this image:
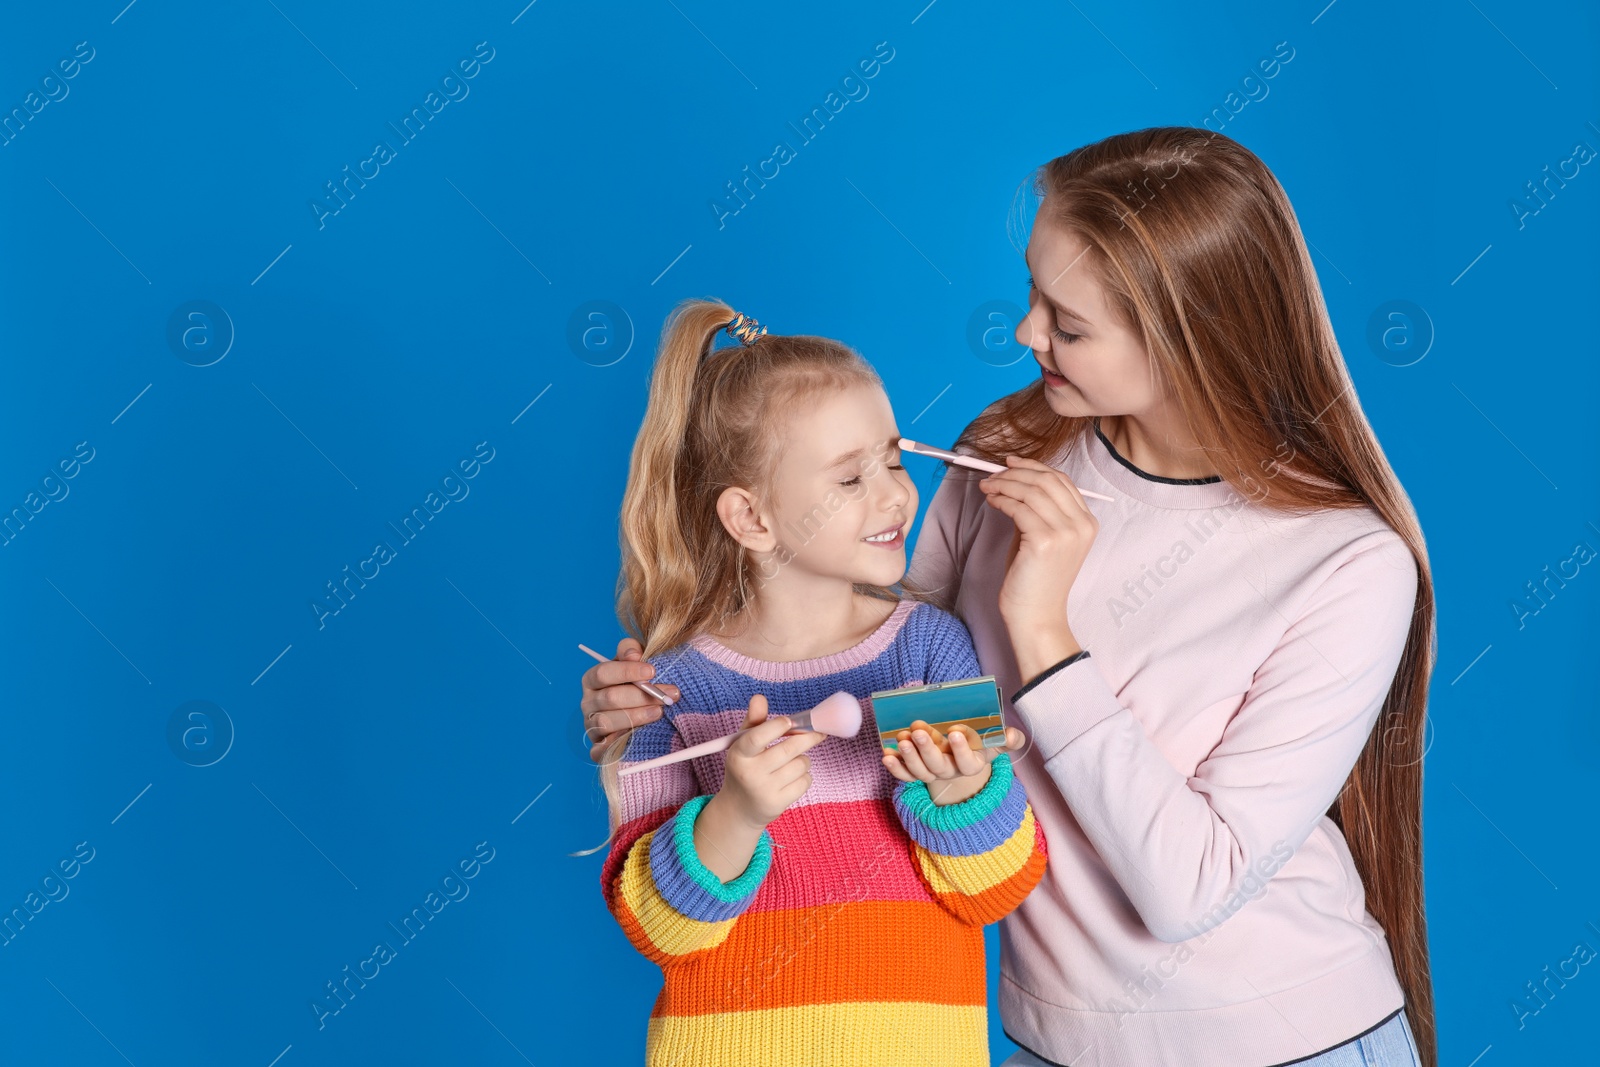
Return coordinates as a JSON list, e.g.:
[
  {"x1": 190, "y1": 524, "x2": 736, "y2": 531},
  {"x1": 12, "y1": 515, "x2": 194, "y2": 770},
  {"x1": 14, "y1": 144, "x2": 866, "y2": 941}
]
[{"x1": 1, "y1": 0, "x2": 1596, "y2": 1064}]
